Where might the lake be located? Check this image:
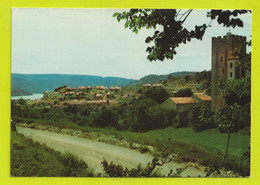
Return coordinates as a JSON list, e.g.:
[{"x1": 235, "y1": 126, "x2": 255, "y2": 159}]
[{"x1": 11, "y1": 93, "x2": 44, "y2": 100}]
